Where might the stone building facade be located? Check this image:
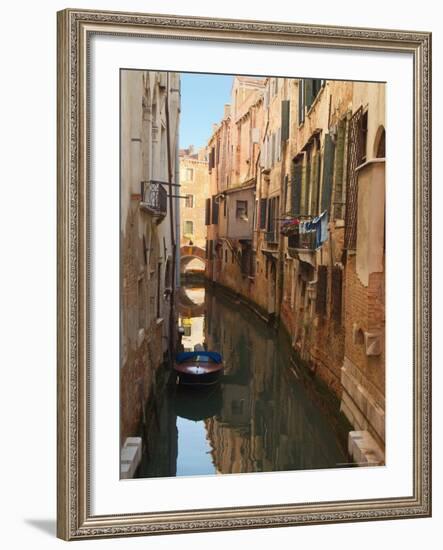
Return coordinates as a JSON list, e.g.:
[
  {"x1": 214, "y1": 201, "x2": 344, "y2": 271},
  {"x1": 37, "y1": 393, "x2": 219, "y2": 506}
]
[
  {"x1": 204, "y1": 75, "x2": 386, "y2": 463},
  {"x1": 120, "y1": 70, "x2": 180, "y2": 473},
  {"x1": 179, "y1": 146, "x2": 209, "y2": 273}
]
